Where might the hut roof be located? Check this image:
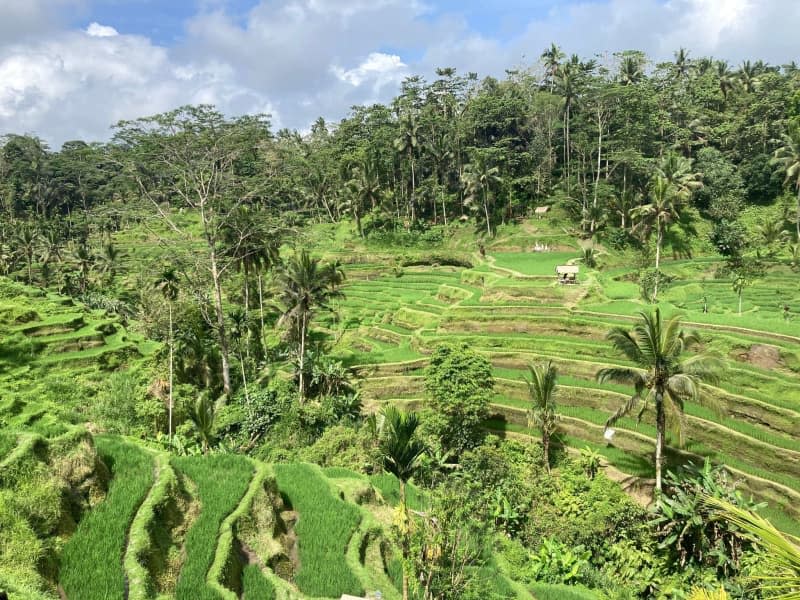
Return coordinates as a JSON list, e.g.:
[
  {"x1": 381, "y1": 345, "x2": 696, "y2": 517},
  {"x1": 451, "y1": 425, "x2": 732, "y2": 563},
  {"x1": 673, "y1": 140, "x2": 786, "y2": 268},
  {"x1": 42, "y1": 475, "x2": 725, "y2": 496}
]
[
  {"x1": 555, "y1": 265, "x2": 579, "y2": 275},
  {"x1": 534, "y1": 206, "x2": 550, "y2": 214}
]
